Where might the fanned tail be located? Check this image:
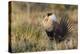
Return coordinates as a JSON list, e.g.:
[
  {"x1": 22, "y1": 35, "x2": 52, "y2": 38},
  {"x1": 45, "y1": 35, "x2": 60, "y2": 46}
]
[{"x1": 59, "y1": 15, "x2": 73, "y2": 40}]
